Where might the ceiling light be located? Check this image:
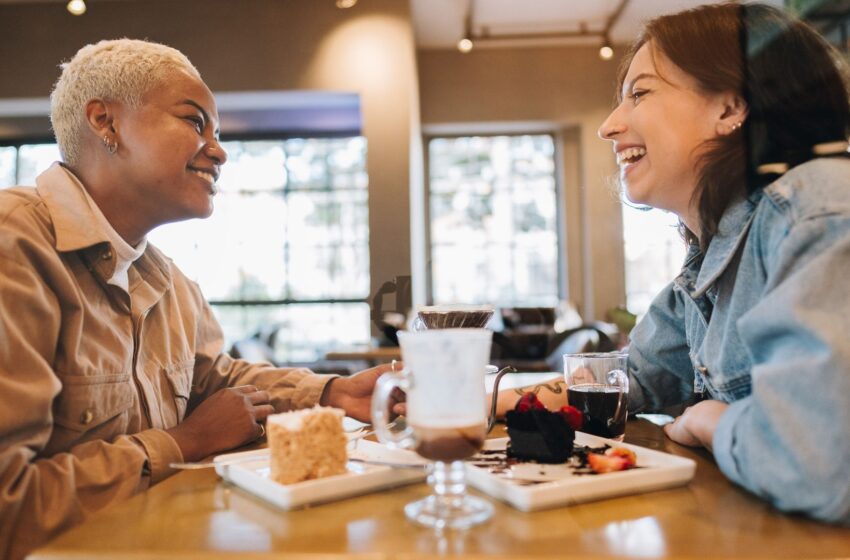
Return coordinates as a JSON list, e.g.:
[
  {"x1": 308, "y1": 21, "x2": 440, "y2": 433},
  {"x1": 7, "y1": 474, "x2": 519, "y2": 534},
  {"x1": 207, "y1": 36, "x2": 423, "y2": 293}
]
[
  {"x1": 336, "y1": 0, "x2": 357, "y2": 8},
  {"x1": 599, "y1": 43, "x2": 614, "y2": 61},
  {"x1": 67, "y1": 0, "x2": 86, "y2": 15},
  {"x1": 457, "y1": 37, "x2": 473, "y2": 53}
]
